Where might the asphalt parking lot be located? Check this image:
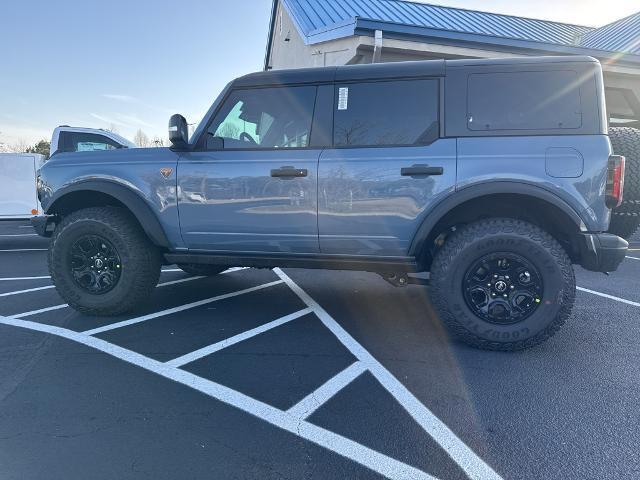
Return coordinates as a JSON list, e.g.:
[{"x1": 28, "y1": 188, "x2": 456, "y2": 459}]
[{"x1": 0, "y1": 220, "x2": 639, "y2": 480}]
